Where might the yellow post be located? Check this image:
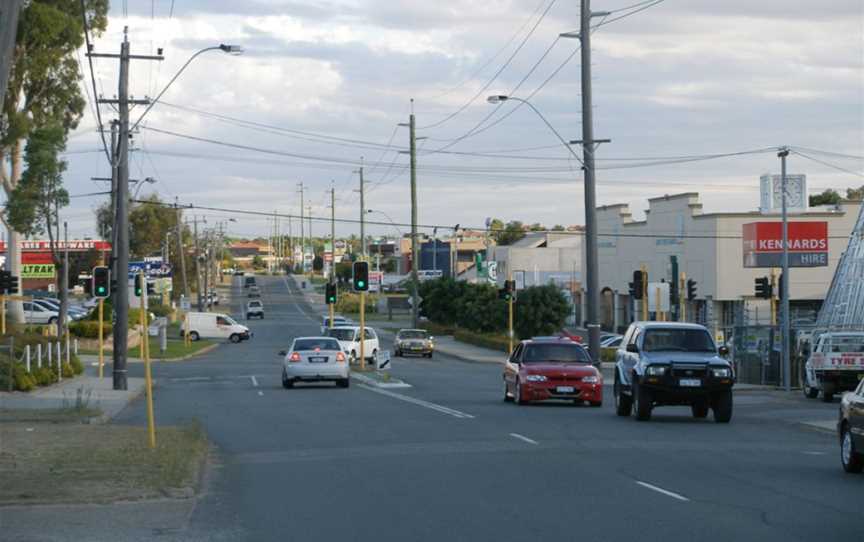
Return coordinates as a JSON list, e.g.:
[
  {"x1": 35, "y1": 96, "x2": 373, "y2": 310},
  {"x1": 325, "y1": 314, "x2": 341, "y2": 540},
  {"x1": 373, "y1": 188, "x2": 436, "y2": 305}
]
[
  {"x1": 328, "y1": 301, "x2": 335, "y2": 330},
  {"x1": 184, "y1": 312, "x2": 191, "y2": 347},
  {"x1": 1, "y1": 294, "x2": 5, "y2": 335},
  {"x1": 508, "y1": 271, "x2": 514, "y2": 353},
  {"x1": 98, "y1": 298, "x2": 104, "y2": 378},
  {"x1": 142, "y1": 273, "x2": 156, "y2": 449},
  {"x1": 641, "y1": 264, "x2": 648, "y2": 321},
  {"x1": 680, "y1": 272, "x2": 686, "y2": 323},
  {"x1": 656, "y1": 286, "x2": 663, "y2": 321},
  {"x1": 359, "y1": 291, "x2": 366, "y2": 370}
]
